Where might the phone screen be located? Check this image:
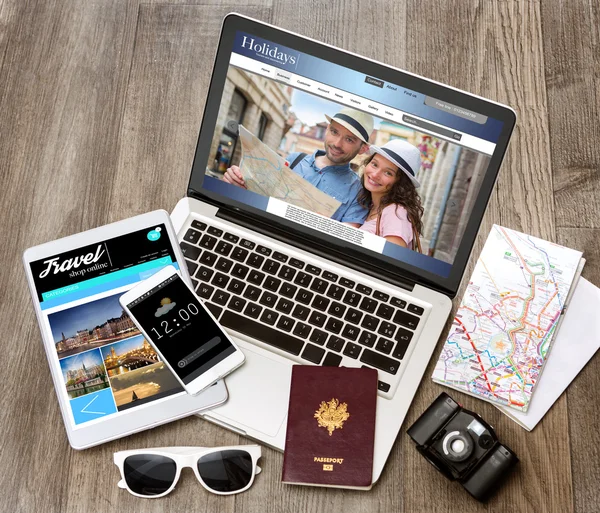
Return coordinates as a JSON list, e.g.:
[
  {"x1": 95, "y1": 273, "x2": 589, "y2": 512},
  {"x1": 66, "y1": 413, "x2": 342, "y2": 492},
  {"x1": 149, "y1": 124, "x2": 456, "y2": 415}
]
[{"x1": 127, "y1": 273, "x2": 236, "y2": 384}]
